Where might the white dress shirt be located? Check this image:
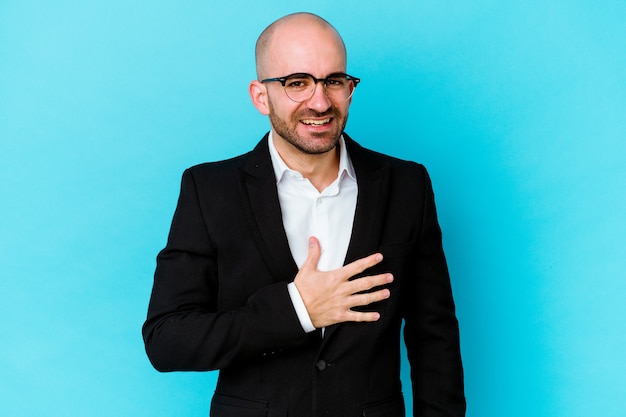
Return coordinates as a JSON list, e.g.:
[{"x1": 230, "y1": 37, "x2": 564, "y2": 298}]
[{"x1": 268, "y1": 132, "x2": 358, "y2": 332}]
